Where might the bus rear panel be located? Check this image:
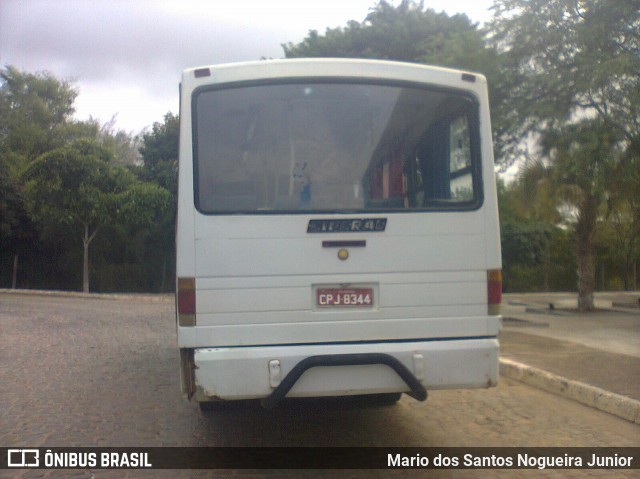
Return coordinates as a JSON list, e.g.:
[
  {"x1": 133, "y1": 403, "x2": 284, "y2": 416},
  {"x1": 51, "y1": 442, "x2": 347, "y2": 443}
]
[{"x1": 176, "y1": 59, "x2": 501, "y2": 407}]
